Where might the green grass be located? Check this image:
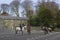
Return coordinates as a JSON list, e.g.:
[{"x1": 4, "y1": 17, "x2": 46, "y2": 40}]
[
  {"x1": 31, "y1": 26, "x2": 41, "y2": 30},
  {"x1": 54, "y1": 28, "x2": 60, "y2": 32}
]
